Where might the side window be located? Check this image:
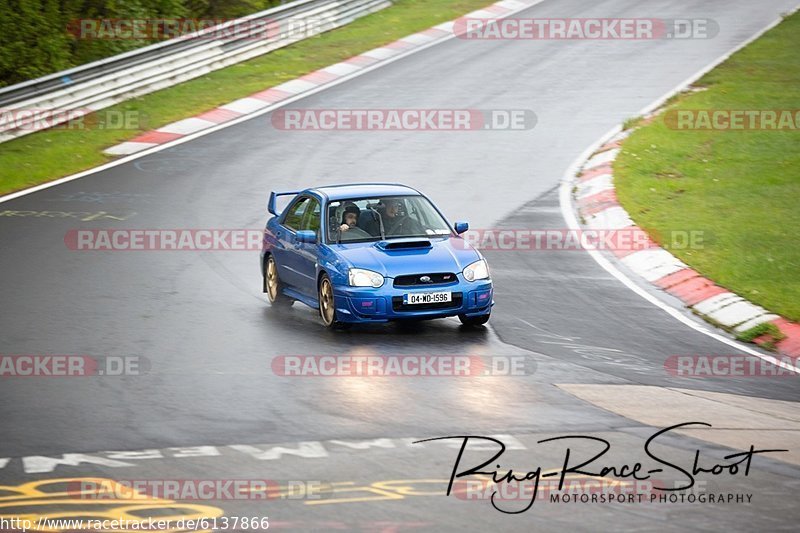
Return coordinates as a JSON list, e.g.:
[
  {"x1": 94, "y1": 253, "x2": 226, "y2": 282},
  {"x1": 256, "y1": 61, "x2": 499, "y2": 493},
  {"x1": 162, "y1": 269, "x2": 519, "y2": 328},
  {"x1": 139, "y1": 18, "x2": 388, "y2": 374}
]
[
  {"x1": 300, "y1": 198, "x2": 321, "y2": 234},
  {"x1": 283, "y1": 197, "x2": 309, "y2": 230}
]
